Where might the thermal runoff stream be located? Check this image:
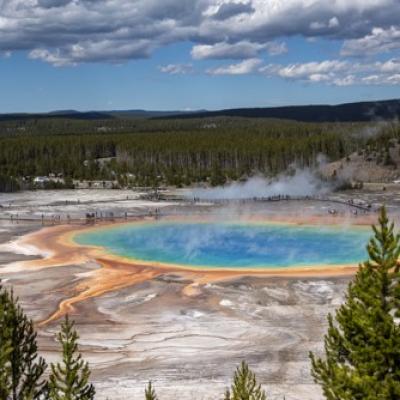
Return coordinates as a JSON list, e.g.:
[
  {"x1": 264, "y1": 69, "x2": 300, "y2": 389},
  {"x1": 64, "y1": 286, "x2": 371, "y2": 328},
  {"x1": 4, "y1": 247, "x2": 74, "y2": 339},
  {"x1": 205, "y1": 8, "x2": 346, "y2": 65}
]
[{"x1": 74, "y1": 221, "x2": 371, "y2": 270}]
